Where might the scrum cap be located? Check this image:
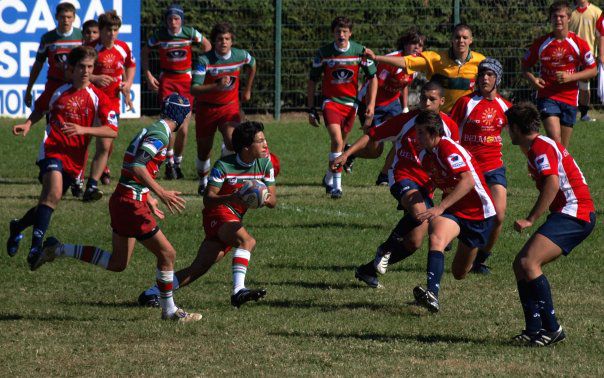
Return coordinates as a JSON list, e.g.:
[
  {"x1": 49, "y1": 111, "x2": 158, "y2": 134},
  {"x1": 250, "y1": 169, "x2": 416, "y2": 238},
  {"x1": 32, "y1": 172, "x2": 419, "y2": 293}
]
[{"x1": 161, "y1": 93, "x2": 190, "y2": 130}]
